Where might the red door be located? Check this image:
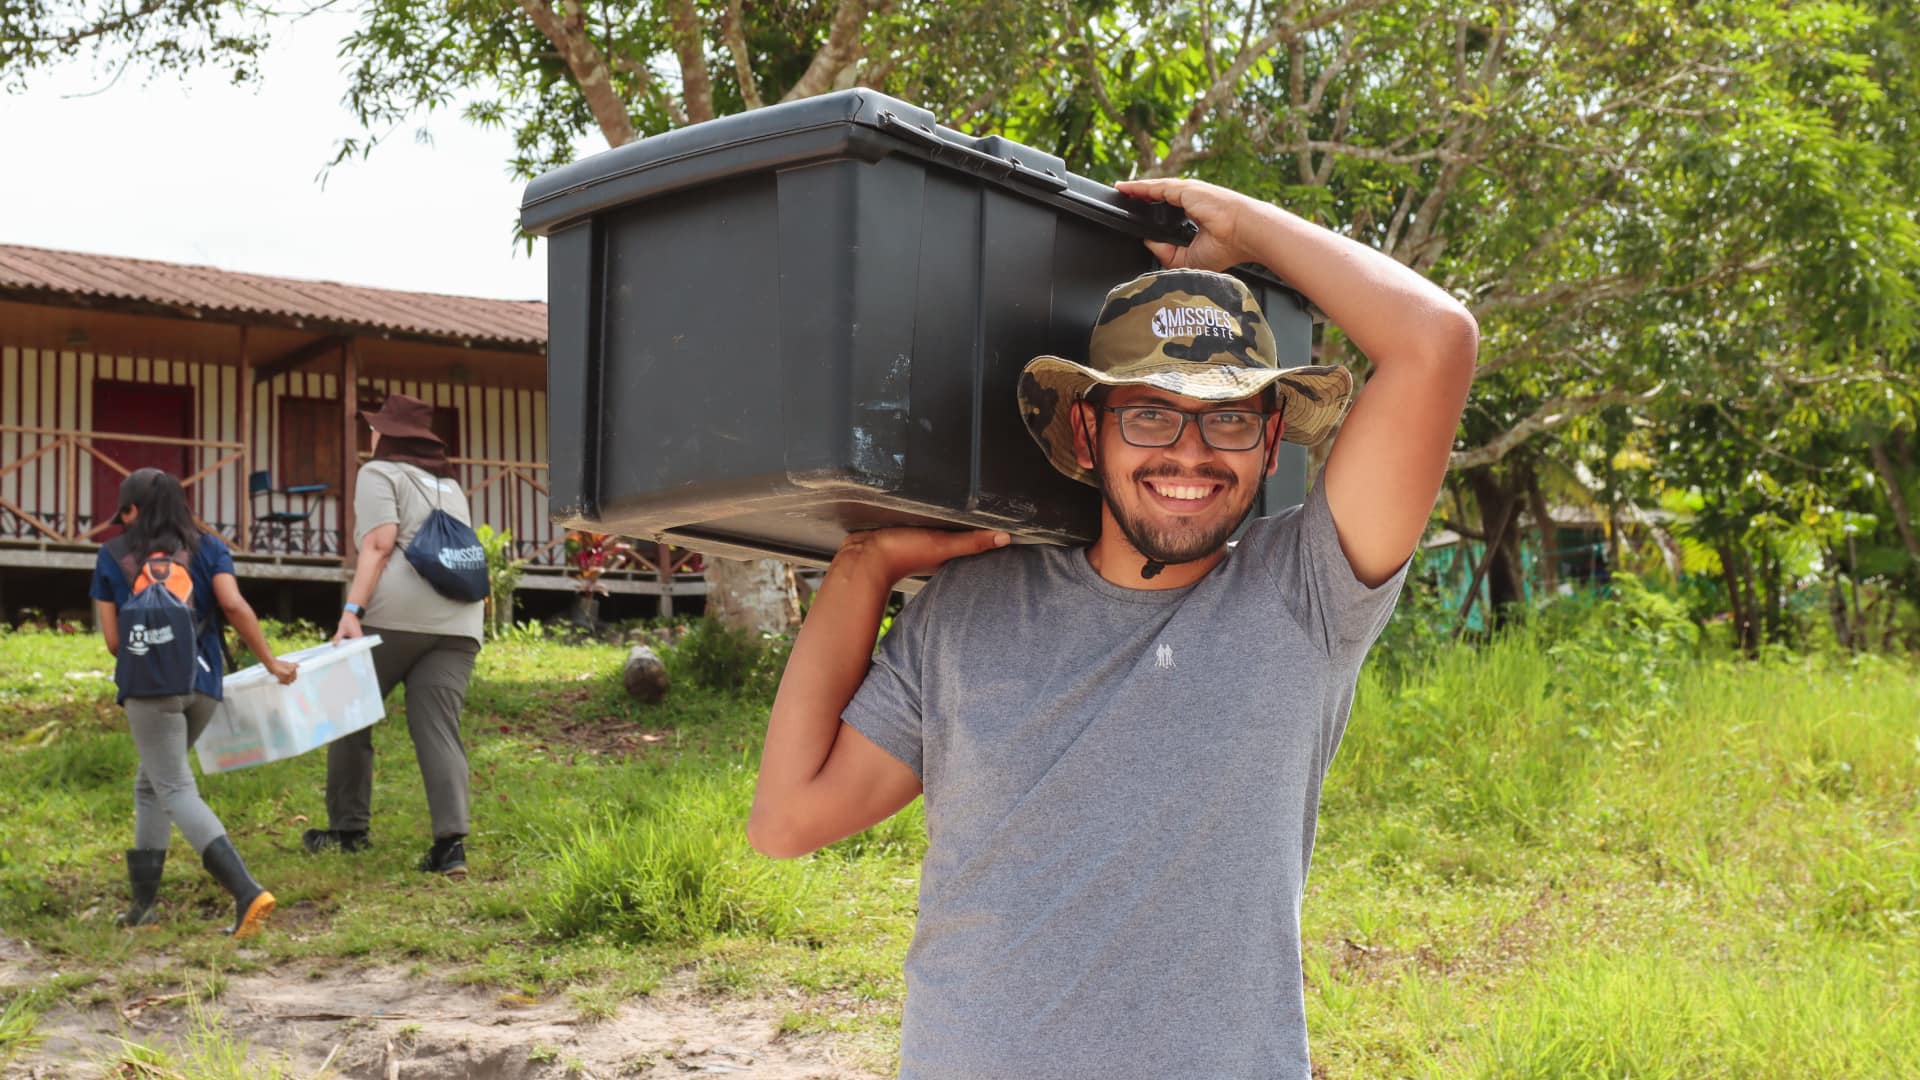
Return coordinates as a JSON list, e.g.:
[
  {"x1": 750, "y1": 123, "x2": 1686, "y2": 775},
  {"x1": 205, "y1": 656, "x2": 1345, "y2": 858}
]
[{"x1": 90, "y1": 380, "x2": 194, "y2": 541}]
